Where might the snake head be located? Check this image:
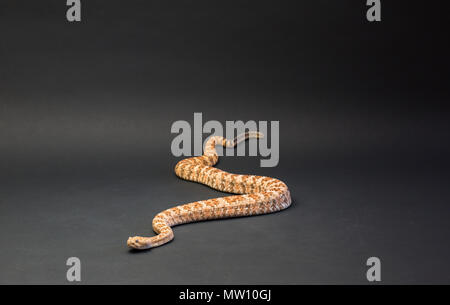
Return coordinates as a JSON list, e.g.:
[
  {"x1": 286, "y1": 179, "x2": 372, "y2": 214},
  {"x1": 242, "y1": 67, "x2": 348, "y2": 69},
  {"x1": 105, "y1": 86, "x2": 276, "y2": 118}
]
[{"x1": 127, "y1": 236, "x2": 150, "y2": 250}]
